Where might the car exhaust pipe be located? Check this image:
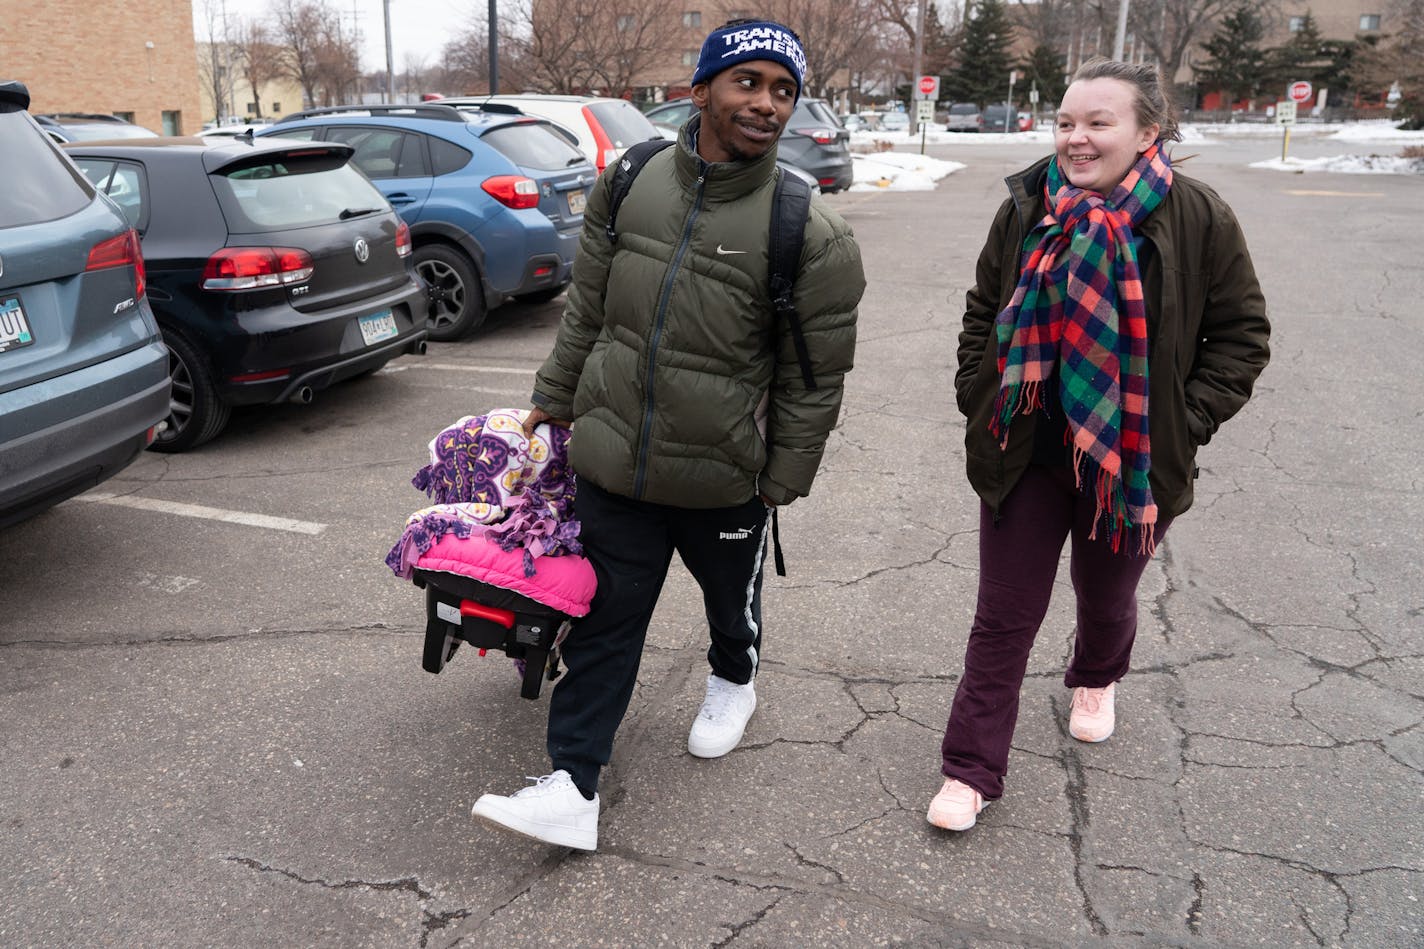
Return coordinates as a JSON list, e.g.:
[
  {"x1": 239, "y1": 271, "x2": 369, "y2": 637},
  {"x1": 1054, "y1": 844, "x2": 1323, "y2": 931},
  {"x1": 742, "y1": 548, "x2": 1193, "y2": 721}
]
[
  {"x1": 290, "y1": 386, "x2": 314, "y2": 404},
  {"x1": 409, "y1": 339, "x2": 427, "y2": 356}
]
